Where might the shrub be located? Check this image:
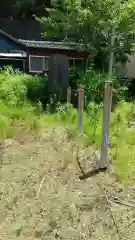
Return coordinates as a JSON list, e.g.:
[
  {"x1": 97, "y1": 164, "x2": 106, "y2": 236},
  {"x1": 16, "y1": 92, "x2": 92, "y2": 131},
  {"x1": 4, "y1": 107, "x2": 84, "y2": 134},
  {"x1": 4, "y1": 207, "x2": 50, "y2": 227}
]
[
  {"x1": 0, "y1": 76, "x2": 27, "y2": 106},
  {"x1": 0, "y1": 67, "x2": 27, "y2": 105},
  {"x1": 0, "y1": 67, "x2": 49, "y2": 107},
  {"x1": 56, "y1": 103, "x2": 77, "y2": 123},
  {"x1": 86, "y1": 101, "x2": 102, "y2": 138},
  {"x1": 80, "y1": 69, "x2": 106, "y2": 104},
  {"x1": 70, "y1": 68, "x2": 130, "y2": 107},
  {"x1": 23, "y1": 75, "x2": 49, "y2": 106}
]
